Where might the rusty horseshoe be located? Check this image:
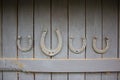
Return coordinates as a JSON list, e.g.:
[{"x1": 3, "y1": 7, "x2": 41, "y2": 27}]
[
  {"x1": 40, "y1": 29, "x2": 62, "y2": 57},
  {"x1": 69, "y1": 37, "x2": 86, "y2": 54},
  {"x1": 17, "y1": 35, "x2": 33, "y2": 52},
  {"x1": 92, "y1": 37, "x2": 109, "y2": 54}
]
